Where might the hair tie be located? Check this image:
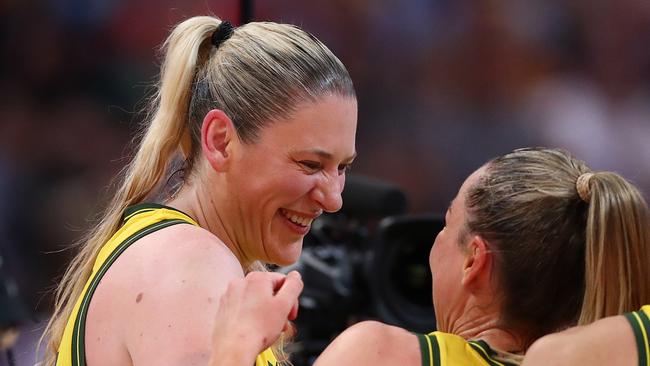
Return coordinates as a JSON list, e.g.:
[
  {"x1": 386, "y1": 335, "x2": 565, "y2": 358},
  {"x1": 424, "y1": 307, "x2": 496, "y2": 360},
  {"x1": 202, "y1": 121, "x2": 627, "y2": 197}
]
[
  {"x1": 211, "y1": 21, "x2": 234, "y2": 48},
  {"x1": 576, "y1": 173, "x2": 594, "y2": 203}
]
